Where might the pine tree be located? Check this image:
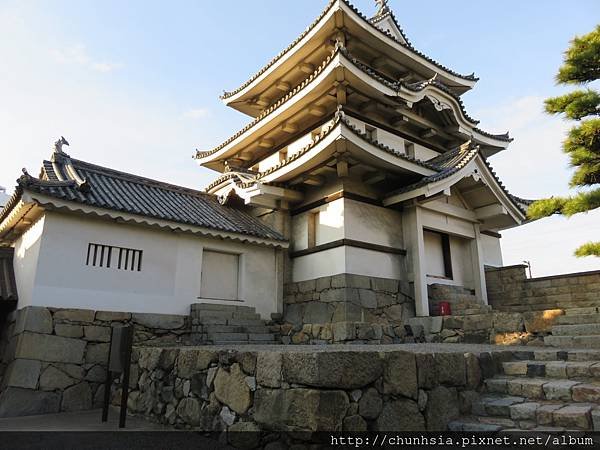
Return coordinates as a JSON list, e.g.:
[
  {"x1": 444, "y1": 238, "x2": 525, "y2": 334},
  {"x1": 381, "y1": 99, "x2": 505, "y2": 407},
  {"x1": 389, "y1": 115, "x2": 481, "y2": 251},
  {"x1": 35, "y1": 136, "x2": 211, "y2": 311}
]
[{"x1": 527, "y1": 25, "x2": 600, "y2": 257}]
